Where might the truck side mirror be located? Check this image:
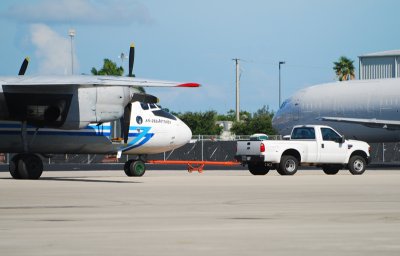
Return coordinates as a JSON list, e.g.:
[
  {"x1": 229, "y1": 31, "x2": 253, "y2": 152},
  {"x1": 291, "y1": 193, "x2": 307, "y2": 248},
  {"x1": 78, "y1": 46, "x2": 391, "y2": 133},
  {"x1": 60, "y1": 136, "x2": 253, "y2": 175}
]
[{"x1": 334, "y1": 136, "x2": 345, "y2": 144}]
